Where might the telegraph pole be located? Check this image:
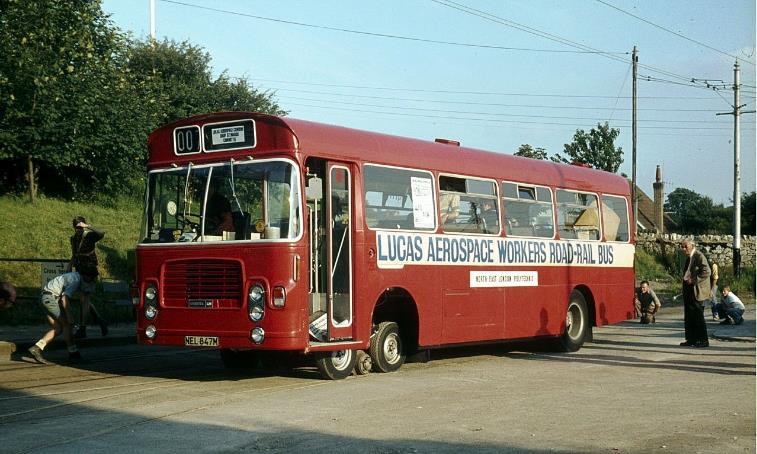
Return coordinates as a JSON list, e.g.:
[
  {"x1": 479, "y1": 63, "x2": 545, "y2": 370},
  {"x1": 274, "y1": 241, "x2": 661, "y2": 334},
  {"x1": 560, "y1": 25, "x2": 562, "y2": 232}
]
[
  {"x1": 733, "y1": 61, "x2": 741, "y2": 276},
  {"x1": 631, "y1": 46, "x2": 638, "y2": 234},
  {"x1": 717, "y1": 61, "x2": 755, "y2": 277},
  {"x1": 150, "y1": 0, "x2": 156, "y2": 42}
]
